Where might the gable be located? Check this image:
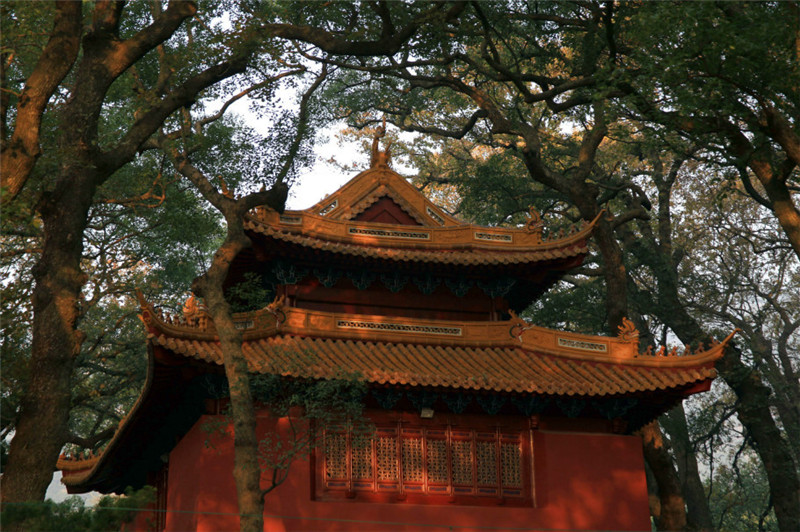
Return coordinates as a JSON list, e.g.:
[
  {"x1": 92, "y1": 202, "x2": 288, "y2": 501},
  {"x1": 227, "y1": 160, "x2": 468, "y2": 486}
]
[
  {"x1": 352, "y1": 196, "x2": 422, "y2": 226},
  {"x1": 307, "y1": 165, "x2": 460, "y2": 227}
]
